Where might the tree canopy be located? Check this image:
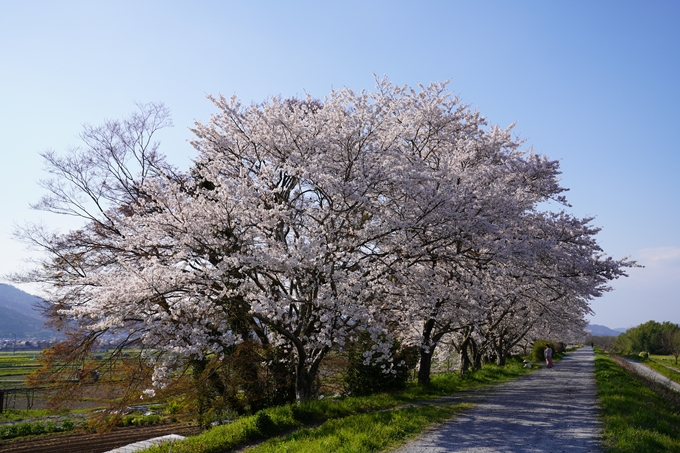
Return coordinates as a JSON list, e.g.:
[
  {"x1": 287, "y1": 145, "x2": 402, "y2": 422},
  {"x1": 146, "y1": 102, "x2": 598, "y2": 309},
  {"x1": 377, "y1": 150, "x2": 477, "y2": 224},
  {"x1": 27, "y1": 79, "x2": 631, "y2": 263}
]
[
  {"x1": 15, "y1": 79, "x2": 635, "y2": 403},
  {"x1": 613, "y1": 320, "x2": 680, "y2": 356}
]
